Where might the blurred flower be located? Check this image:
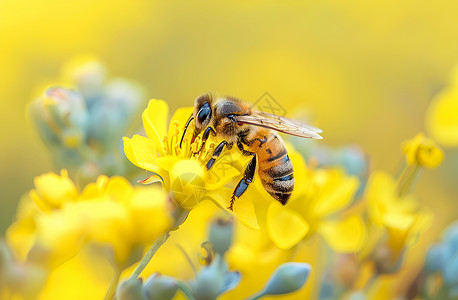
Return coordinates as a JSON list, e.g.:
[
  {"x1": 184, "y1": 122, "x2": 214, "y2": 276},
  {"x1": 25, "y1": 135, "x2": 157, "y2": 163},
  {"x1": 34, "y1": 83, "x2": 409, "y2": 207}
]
[
  {"x1": 422, "y1": 221, "x2": 458, "y2": 299},
  {"x1": 402, "y1": 133, "x2": 444, "y2": 168},
  {"x1": 426, "y1": 66, "x2": 458, "y2": 147},
  {"x1": 0, "y1": 240, "x2": 48, "y2": 299},
  {"x1": 292, "y1": 140, "x2": 368, "y2": 182},
  {"x1": 30, "y1": 169, "x2": 77, "y2": 211},
  {"x1": 6, "y1": 171, "x2": 173, "y2": 274},
  {"x1": 265, "y1": 153, "x2": 365, "y2": 252},
  {"x1": 28, "y1": 59, "x2": 145, "y2": 183},
  {"x1": 123, "y1": 99, "x2": 258, "y2": 229},
  {"x1": 363, "y1": 171, "x2": 432, "y2": 272}
]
